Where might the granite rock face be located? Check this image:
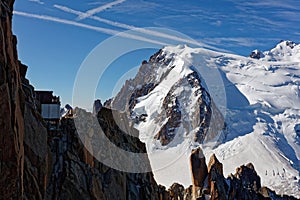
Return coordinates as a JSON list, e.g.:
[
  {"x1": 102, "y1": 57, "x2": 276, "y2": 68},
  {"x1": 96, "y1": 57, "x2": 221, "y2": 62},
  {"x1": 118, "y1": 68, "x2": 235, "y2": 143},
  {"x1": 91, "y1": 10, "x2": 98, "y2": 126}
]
[
  {"x1": 0, "y1": 1, "x2": 49, "y2": 199},
  {"x1": 207, "y1": 154, "x2": 227, "y2": 200},
  {"x1": 190, "y1": 147, "x2": 208, "y2": 199}
]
